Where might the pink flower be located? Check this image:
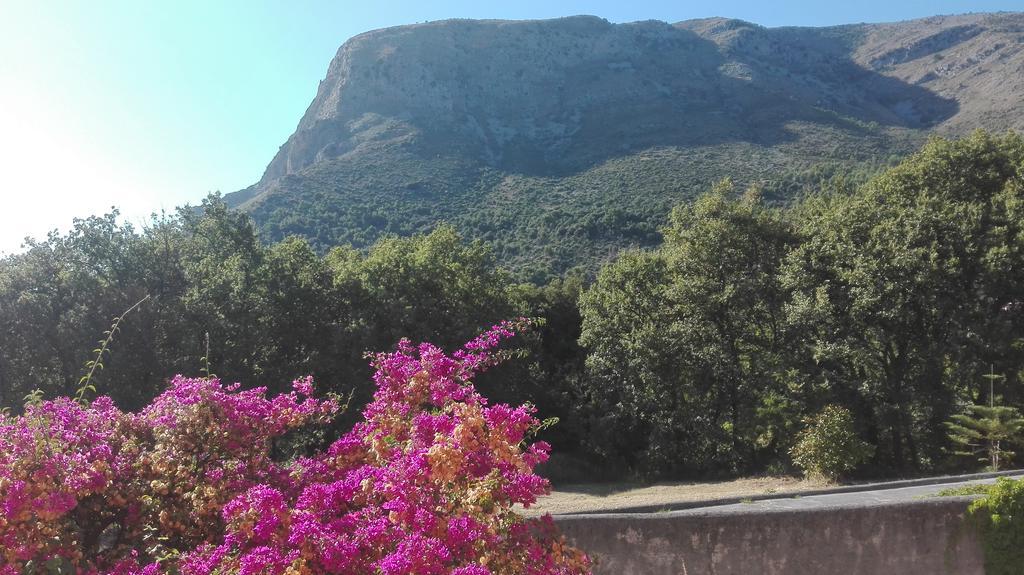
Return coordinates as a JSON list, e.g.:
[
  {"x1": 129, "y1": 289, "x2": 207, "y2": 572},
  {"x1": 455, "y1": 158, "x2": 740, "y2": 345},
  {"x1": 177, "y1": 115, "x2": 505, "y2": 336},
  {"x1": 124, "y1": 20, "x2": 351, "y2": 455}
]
[{"x1": 0, "y1": 323, "x2": 589, "y2": 575}]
